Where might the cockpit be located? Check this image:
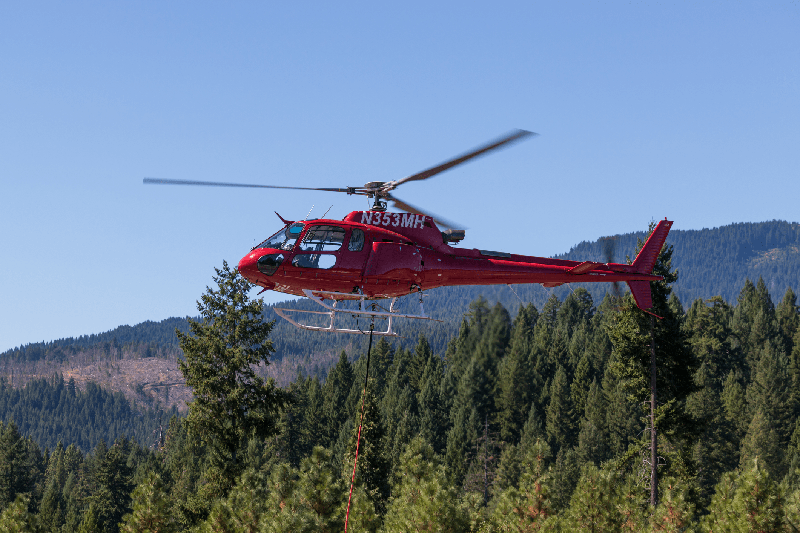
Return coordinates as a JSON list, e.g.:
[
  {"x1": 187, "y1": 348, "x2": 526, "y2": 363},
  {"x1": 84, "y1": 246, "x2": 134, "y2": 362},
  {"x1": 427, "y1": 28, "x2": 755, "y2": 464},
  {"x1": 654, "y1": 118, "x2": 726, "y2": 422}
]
[{"x1": 254, "y1": 223, "x2": 305, "y2": 251}]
